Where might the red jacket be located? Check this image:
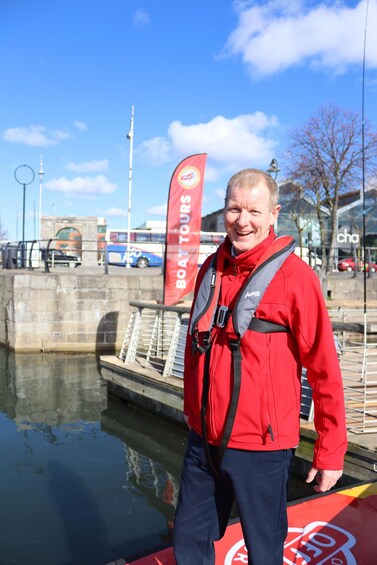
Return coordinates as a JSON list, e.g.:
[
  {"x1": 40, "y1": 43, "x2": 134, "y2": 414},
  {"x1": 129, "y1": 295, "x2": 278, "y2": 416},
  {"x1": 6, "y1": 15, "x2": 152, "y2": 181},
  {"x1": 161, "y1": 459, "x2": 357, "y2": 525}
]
[{"x1": 184, "y1": 231, "x2": 347, "y2": 470}]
